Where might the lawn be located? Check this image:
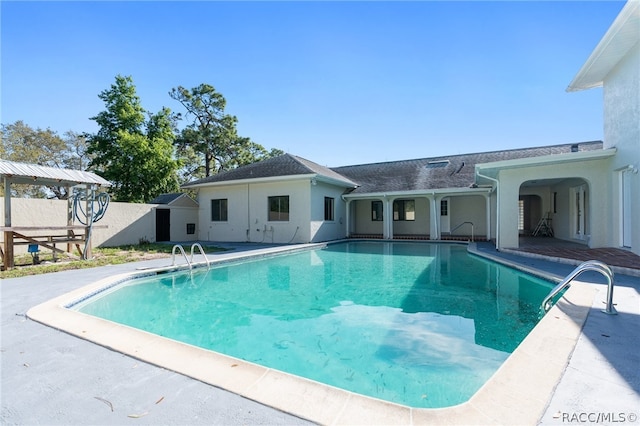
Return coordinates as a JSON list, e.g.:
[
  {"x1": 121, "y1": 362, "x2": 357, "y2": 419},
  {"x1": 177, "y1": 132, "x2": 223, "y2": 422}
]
[{"x1": 0, "y1": 243, "x2": 226, "y2": 279}]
